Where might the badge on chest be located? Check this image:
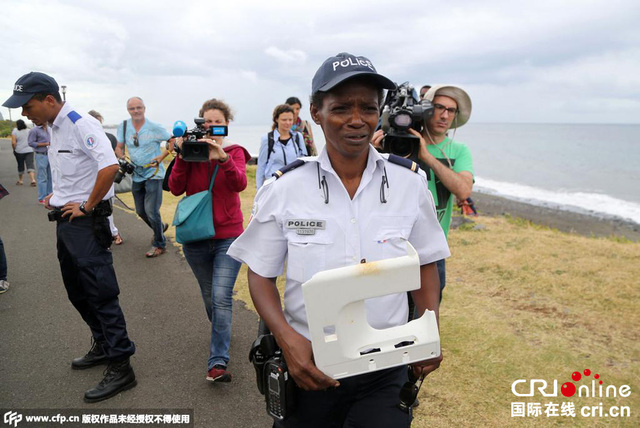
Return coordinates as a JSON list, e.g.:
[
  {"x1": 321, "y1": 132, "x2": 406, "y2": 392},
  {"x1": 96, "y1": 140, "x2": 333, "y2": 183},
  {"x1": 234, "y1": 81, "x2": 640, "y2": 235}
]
[{"x1": 286, "y1": 219, "x2": 326, "y2": 235}]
